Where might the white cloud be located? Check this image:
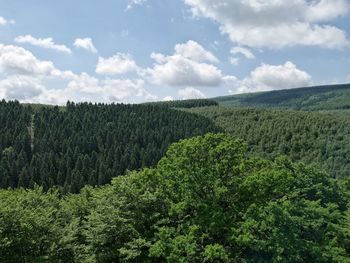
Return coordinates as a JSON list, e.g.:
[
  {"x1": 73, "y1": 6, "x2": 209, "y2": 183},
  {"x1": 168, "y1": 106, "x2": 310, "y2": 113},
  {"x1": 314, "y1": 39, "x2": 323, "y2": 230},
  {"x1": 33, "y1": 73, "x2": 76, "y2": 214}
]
[
  {"x1": 175, "y1": 40, "x2": 219, "y2": 63},
  {"x1": 102, "y1": 79, "x2": 156, "y2": 102},
  {"x1": 236, "y1": 61, "x2": 312, "y2": 93},
  {"x1": 73, "y1": 38, "x2": 98, "y2": 53},
  {"x1": 0, "y1": 16, "x2": 15, "y2": 25},
  {"x1": 96, "y1": 53, "x2": 138, "y2": 75},
  {"x1": 146, "y1": 54, "x2": 223, "y2": 87},
  {"x1": 145, "y1": 40, "x2": 233, "y2": 87},
  {"x1": 126, "y1": 0, "x2": 147, "y2": 11},
  {"x1": 14, "y1": 35, "x2": 72, "y2": 54},
  {"x1": 0, "y1": 76, "x2": 43, "y2": 100},
  {"x1": 306, "y1": 0, "x2": 350, "y2": 22},
  {"x1": 0, "y1": 44, "x2": 56, "y2": 76},
  {"x1": 61, "y1": 75, "x2": 156, "y2": 104},
  {"x1": 162, "y1": 96, "x2": 174, "y2": 101},
  {"x1": 230, "y1": 47, "x2": 255, "y2": 59},
  {"x1": 0, "y1": 44, "x2": 156, "y2": 104},
  {"x1": 230, "y1": 46, "x2": 255, "y2": 65},
  {"x1": 178, "y1": 87, "x2": 206, "y2": 99},
  {"x1": 184, "y1": 0, "x2": 350, "y2": 49}
]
